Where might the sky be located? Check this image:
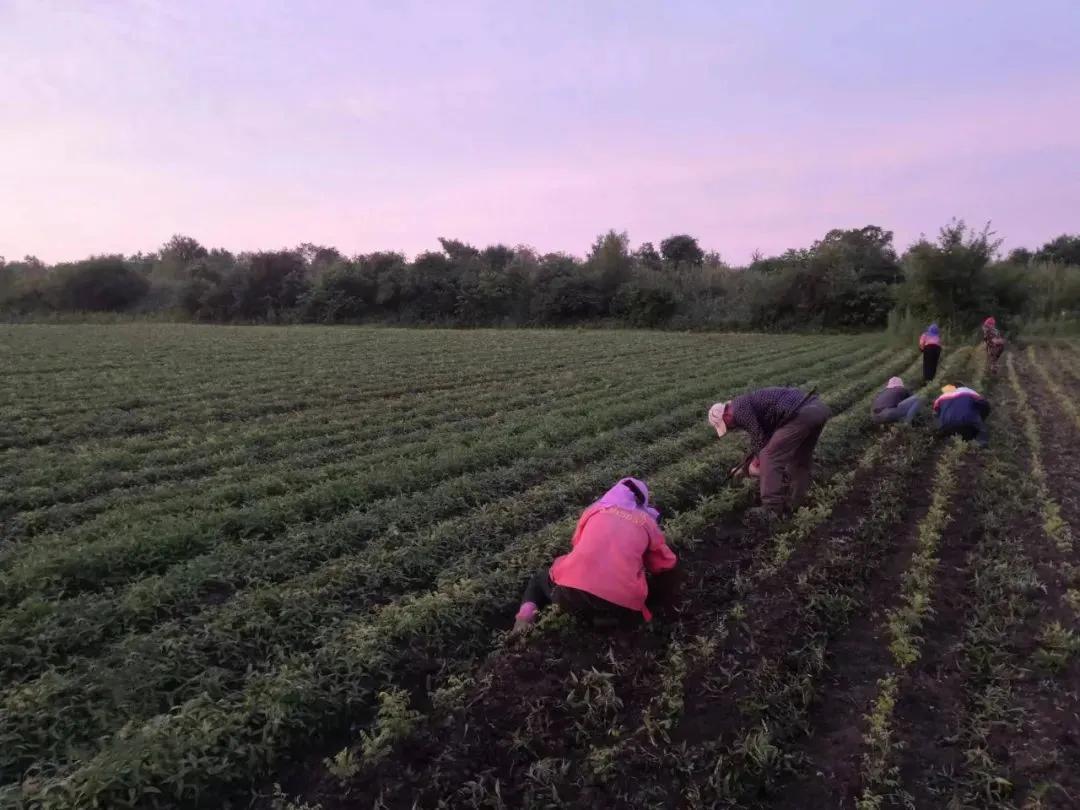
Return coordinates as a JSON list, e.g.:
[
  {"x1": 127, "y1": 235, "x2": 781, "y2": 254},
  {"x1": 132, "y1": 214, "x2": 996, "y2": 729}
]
[{"x1": 2, "y1": 0, "x2": 1079, "y2": 264}]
